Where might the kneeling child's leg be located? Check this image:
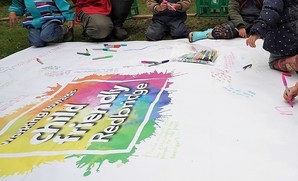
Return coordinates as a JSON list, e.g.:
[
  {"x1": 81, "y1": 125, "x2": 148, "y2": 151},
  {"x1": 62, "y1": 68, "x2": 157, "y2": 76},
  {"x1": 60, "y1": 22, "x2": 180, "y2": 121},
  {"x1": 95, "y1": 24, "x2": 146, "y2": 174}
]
[{"x1": 270, "y1": 54, "x2": 298, "y2": 72}]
